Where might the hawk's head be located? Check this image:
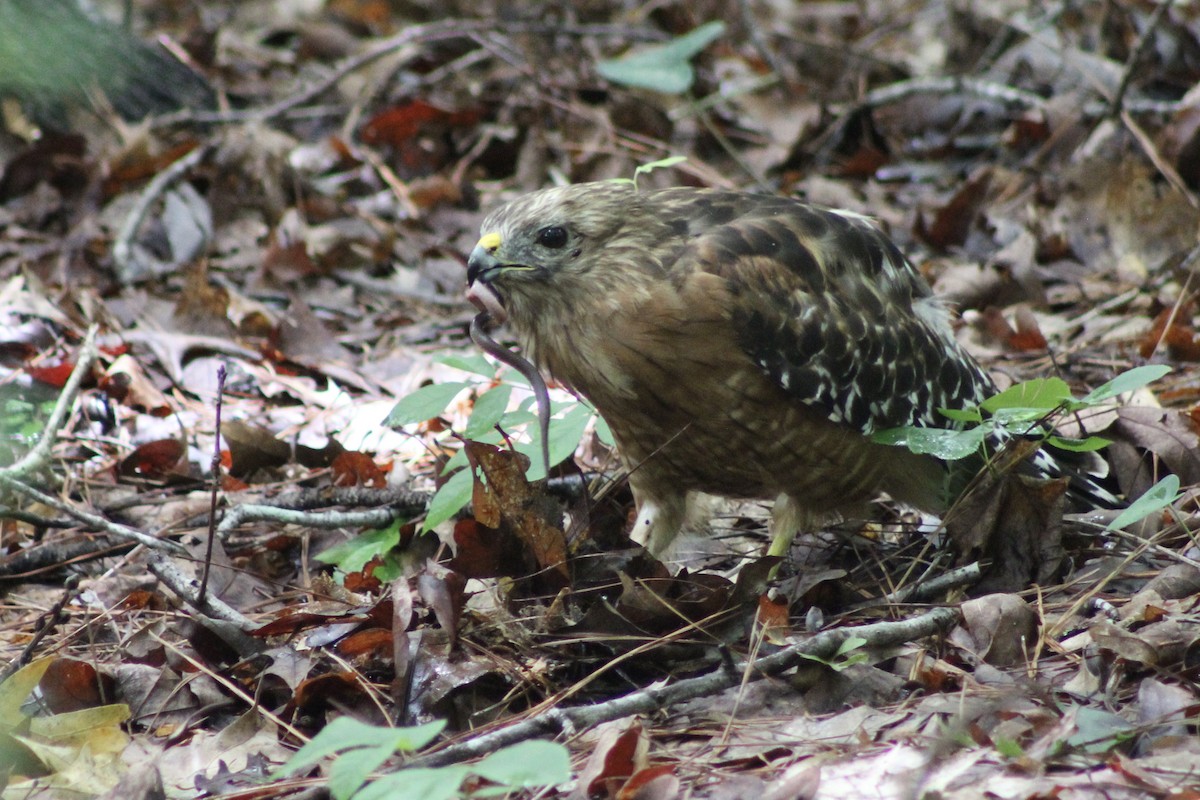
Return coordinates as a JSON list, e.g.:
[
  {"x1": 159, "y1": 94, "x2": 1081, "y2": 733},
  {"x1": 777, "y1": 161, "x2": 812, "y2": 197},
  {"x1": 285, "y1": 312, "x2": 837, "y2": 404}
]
[{"x1": 465, "y1": 181, "x2": 660, "y2": 328}]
